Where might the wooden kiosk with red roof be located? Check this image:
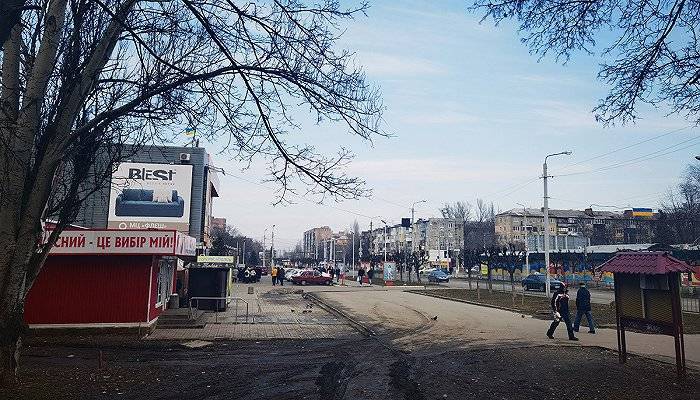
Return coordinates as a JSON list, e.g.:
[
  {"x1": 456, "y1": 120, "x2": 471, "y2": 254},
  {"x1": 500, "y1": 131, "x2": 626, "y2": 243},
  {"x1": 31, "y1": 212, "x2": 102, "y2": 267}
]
[{"x1": 599, "y1": 251, "x2": 694, "y2": 378}]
